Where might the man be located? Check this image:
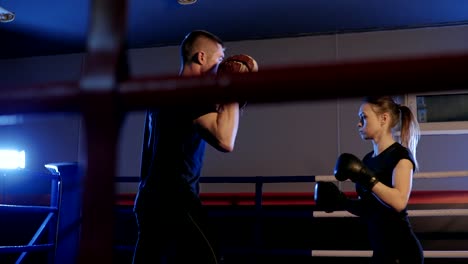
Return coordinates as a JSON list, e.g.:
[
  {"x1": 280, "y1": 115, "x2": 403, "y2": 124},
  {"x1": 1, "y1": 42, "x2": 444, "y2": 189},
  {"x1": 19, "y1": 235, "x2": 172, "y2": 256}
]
[{"x1": 132, "y1": 30, "x2": 240, "y2": 264}]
